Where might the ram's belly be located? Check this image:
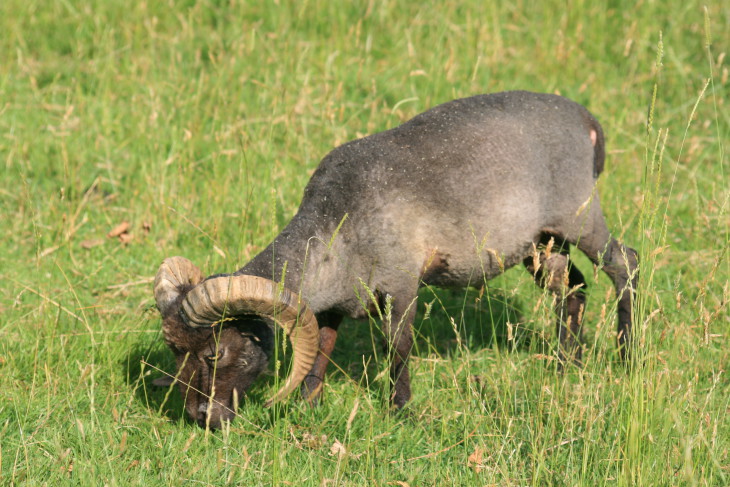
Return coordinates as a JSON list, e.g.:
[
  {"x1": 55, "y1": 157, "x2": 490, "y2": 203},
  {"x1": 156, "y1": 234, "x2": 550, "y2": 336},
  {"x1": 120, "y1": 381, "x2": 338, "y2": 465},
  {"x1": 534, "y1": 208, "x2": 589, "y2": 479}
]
[{"x1": 418, "y1": 238, "x2": 534, "y2": 288}]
